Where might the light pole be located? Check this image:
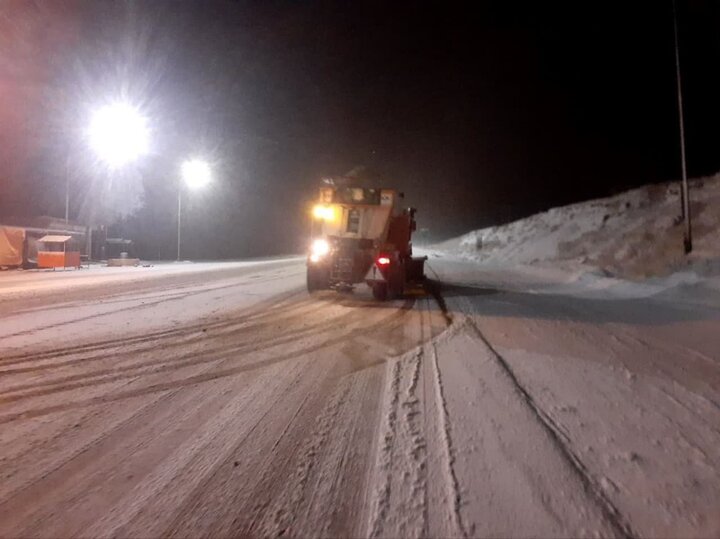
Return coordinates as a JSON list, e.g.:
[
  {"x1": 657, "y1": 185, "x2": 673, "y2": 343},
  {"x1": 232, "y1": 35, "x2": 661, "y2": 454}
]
[
  {"x1": 86, "y1": 101, "x2": 149, "y2": 257},
  {"x1": 672, "y1": 0, "x2": 692, "y2": 254},
  {"x1": 177, "y1": 159, "x2": 211, "y2": 261},
  {"x1": 65, "y1": 153, "x2": 70, "y2": 223}
]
